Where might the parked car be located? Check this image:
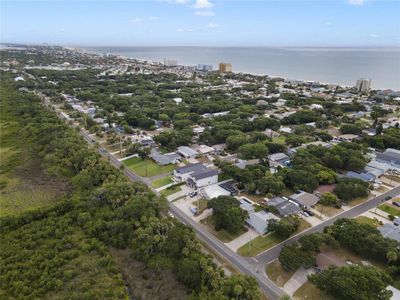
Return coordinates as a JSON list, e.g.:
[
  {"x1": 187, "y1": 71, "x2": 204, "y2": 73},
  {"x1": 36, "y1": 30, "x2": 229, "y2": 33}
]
[
  {"x1": 189, "y1": 191, "x2": 198, "y2": 198},
  {"x1": 304, "y1": 209, "x2": 314, "y2": 216},
  {"x1": 392, "y1": 201, "x2": 400, "y2": 207},
  {"x1": 386, "y1": 196, "x2": 393, "y2": 201}
]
